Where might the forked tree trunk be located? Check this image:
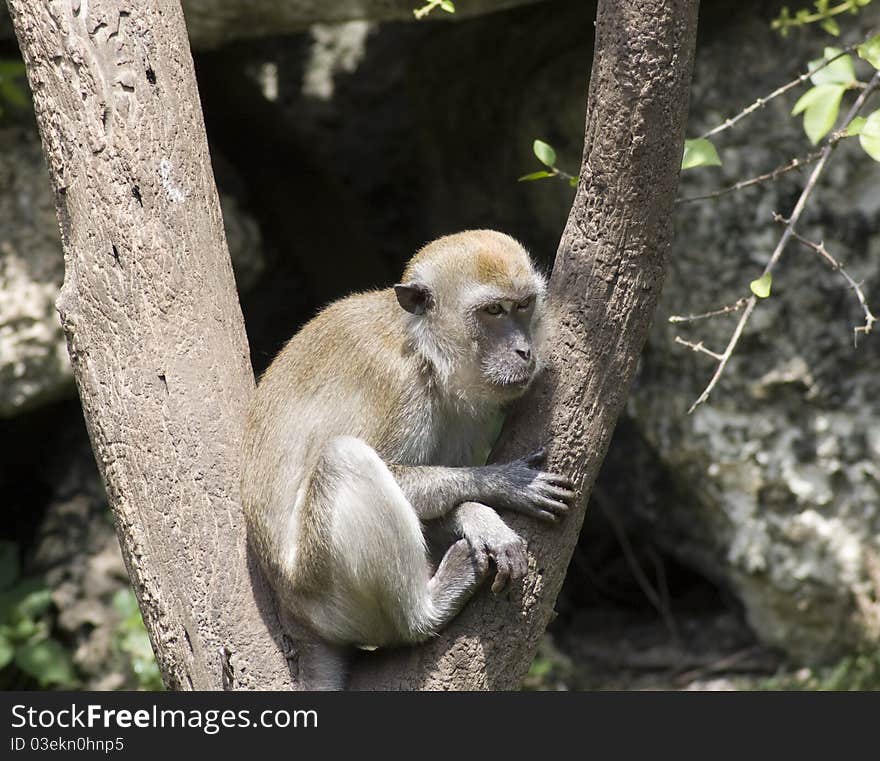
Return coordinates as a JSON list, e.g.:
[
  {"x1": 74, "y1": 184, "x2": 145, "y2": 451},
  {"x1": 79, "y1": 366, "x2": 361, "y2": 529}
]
[{"x1": 9, "y1": 0, "x2": 698, "y2": 690}]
